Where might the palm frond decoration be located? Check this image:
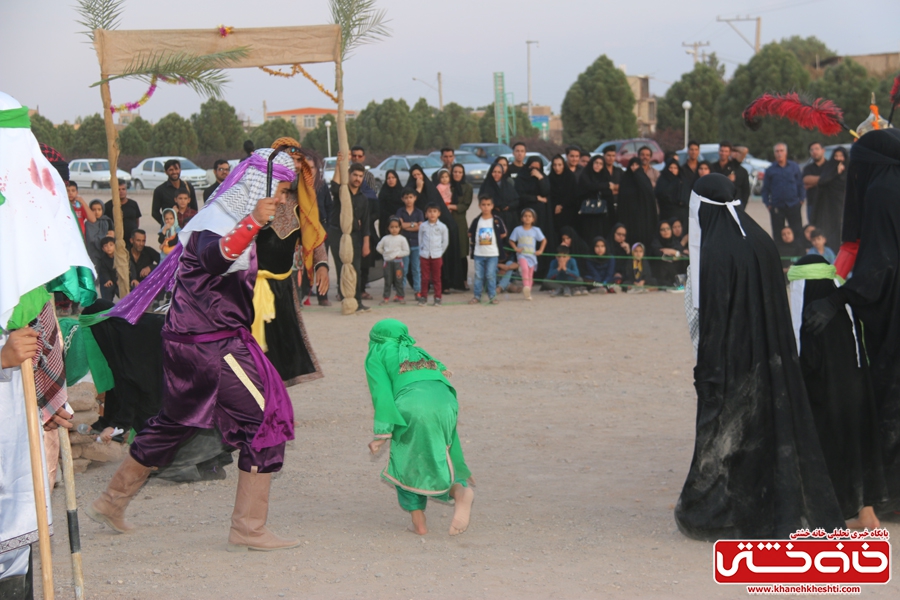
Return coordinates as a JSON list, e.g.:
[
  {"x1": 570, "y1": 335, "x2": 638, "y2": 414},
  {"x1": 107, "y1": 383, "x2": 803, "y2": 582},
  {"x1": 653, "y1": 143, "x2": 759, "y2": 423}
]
[
  {"x1": 329, "y1": 0, "x2": 391, "y2": 60},
  {"x1": 91, "y1": 47, "x2": 251, "y2": 98},
  {"x1": 75, "y1": 0, "x2": 126, "y2": 41}
]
